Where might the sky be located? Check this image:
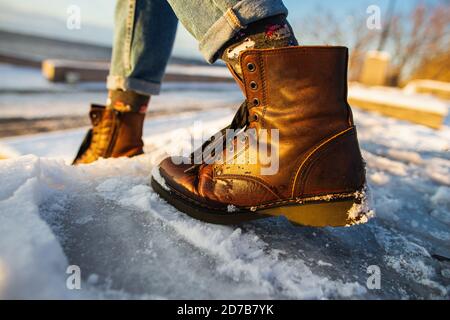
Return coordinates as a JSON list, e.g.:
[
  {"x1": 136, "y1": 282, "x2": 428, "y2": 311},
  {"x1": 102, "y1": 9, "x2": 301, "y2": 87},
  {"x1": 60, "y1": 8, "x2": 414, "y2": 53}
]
[{"x1": 0, "y1": 0, "x2": 442, "y2": 59}]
